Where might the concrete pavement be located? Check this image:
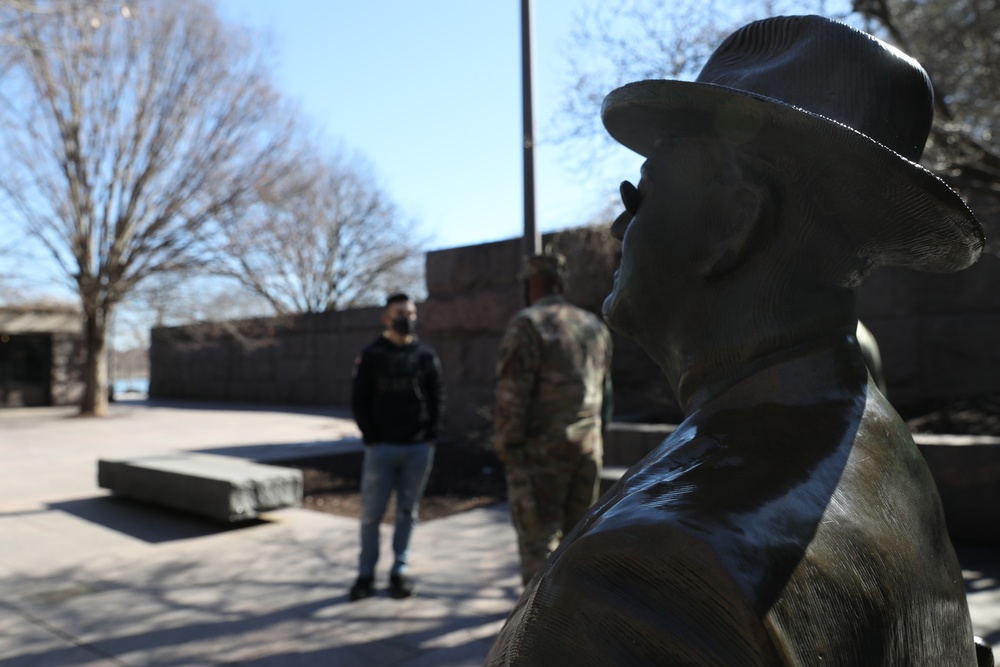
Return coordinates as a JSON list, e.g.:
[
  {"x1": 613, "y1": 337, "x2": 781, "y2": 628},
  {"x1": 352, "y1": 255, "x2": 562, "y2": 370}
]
[
  {"x1": 0, "y1": 400, "x2": 521, "y2": 666},
  {"x1": 0, "y1": 399, "x2": 997, "y2": 665}
]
